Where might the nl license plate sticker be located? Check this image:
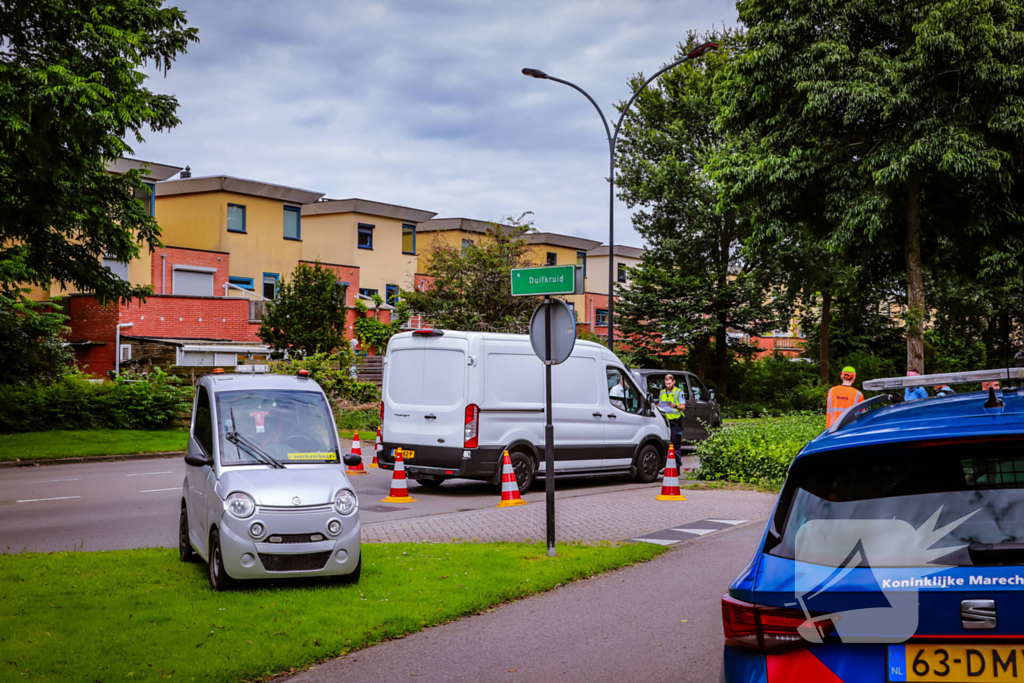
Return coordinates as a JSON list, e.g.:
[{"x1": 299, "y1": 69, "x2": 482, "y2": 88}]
[
  {"x1": 890, "y1": 644, "x2": 1022, "y2": 681},
  {"x1": 394, "y1": 449, "x2": 414, "y2": 460}
]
